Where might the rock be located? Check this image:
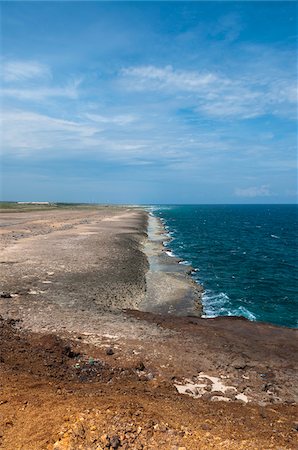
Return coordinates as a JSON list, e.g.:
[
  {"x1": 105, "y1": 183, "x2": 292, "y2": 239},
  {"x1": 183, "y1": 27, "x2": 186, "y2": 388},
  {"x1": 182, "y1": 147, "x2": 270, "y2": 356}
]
[
  {"x1": 6, "y1": 318, "x2": 20, "y2": 326},
  {"x1": 232, "y1": 358, "x2": 247, "y2": 370},
  {"x1": 201, "y1": 392, "x2": 212, "y2": 401},
  {"x1": 106, "y1": 348, "x2": 114, "y2": 356},
  {"x1": 110, "y1": 435, "x2": 121, "y2": 449},
  {"x1": 185, "y1": 388, "x2": 194, "y2": 395},
  {"x1": 136, "y1": 361, "x2": 145, "y2": 371},
  {"x1": 138, "y1": 374, "x2": 148, "y2": 382},
  {"x1": 100, "y1": 433, "x2": 110, "y2": 446},
  {"x1": 0, "y1": 292, "x2": 12, "y2": 299},
  {"x1": 63, "y1": 346, "x2": 80, "y2": 358},
  {"x1": 201, "y1": 423, "x2": 211, "y2": 431}
]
